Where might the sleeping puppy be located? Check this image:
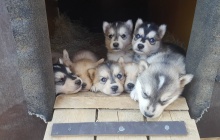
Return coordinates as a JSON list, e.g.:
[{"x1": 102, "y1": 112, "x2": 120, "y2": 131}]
[
  {"x1": 130, "y1": 51, "x2": 193, "y2": 118},
  {"x1": 89, "y1": 58, "x2": 125, "y2": 96},
  {"x1": 62, "y1": 49, "x2": 104, "y2": 91}
]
